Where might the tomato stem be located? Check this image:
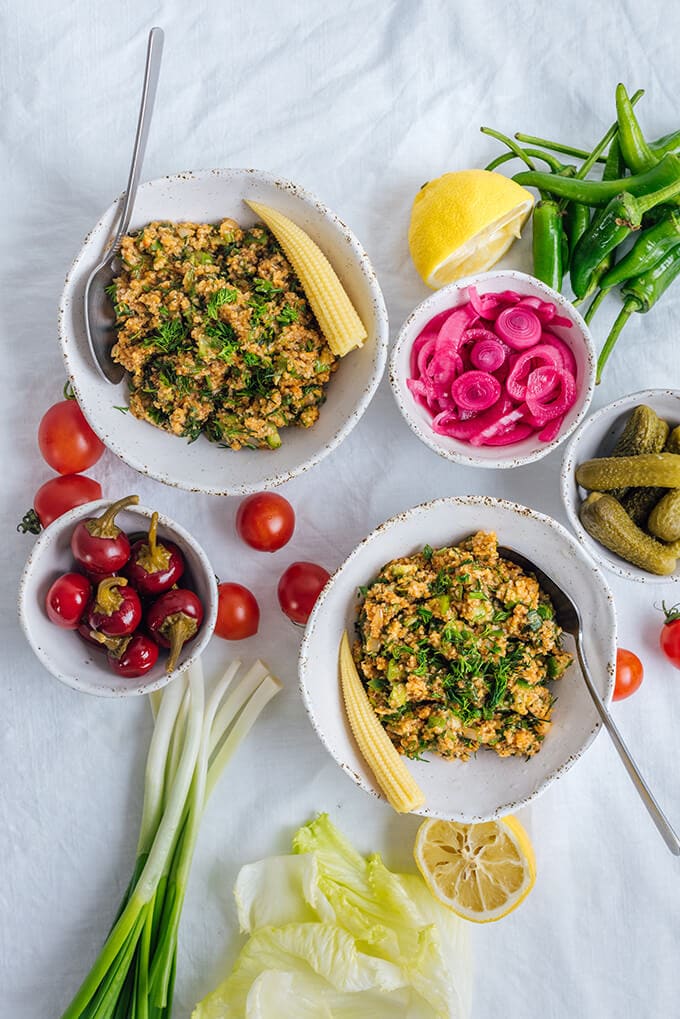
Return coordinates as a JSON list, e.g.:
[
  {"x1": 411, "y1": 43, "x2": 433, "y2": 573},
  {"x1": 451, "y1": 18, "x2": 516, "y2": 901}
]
[
  {"x1": 17, "y1": 508, "x2": 42, "y2": 534},
  {"x1": 662, "y1": 600, "x2": 680, "y2": 623}
]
